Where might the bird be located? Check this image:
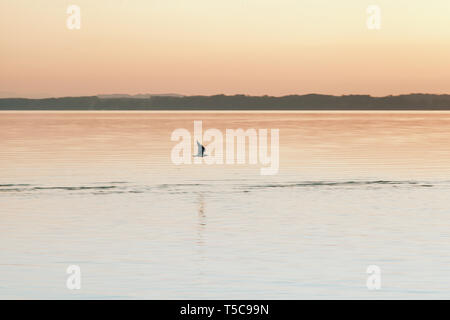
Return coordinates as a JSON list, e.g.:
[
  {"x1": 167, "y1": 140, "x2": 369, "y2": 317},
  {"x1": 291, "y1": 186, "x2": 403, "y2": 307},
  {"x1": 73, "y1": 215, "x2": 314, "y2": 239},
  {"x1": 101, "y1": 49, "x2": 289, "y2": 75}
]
[{"x1": 194, "y1": 141, "x2": 207, "y2": 157}]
